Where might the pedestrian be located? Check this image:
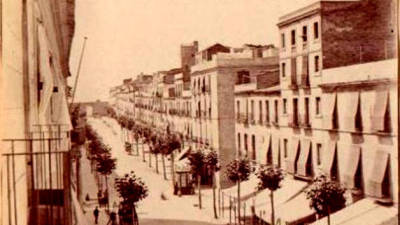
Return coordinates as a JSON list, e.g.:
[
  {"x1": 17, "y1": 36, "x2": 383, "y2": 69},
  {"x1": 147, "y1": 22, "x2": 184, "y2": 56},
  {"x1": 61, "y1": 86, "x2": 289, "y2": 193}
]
[
  {"x1": 93, "y1": 206, "x2": 99, "y2": 224},
  {"x1": 107, "y1": 211, "x2": 117, "y2": 225}
]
